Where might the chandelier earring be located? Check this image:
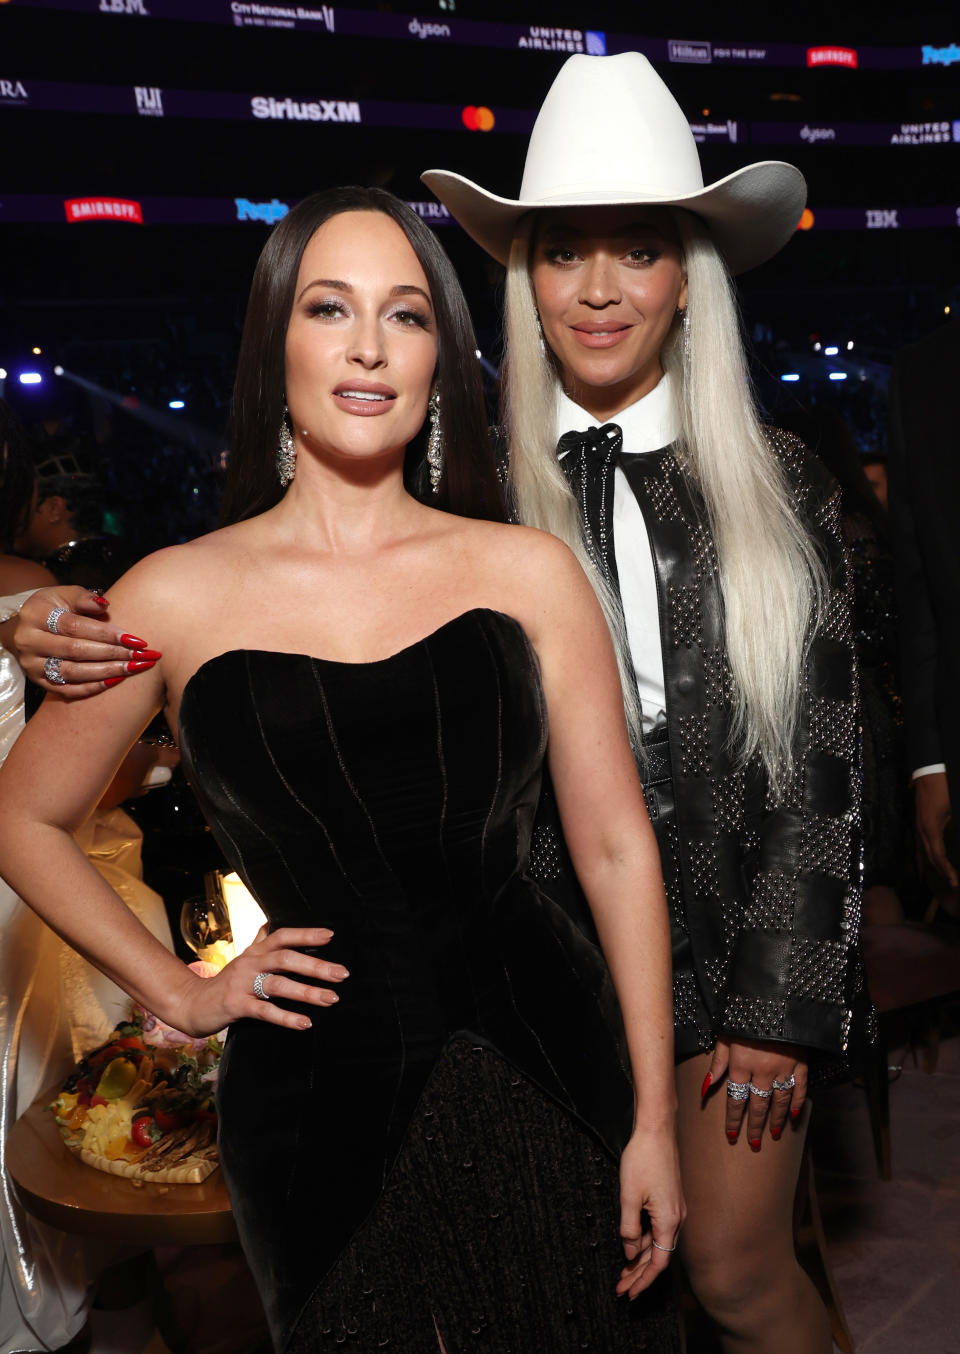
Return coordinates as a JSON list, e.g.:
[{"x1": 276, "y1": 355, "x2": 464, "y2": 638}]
[
  {"x1": 277, "y1": 404, "x2": 296, "y2": 487},
  {"x1": 426, "y1": 389, "x2": 444, "y2": 494},
  {"x1": 676, "y1": 306, "x2": 690, "y2": 360}
]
